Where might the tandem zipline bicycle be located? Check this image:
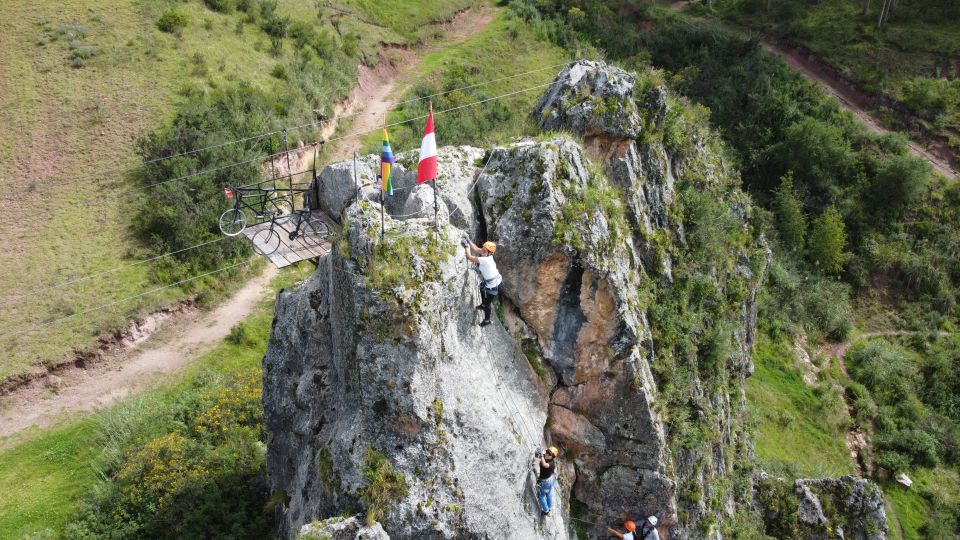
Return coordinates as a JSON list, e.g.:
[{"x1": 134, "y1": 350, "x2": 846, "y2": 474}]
[{"x1": 219, "y1": 177, "x2": 329, "y2": 257}]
